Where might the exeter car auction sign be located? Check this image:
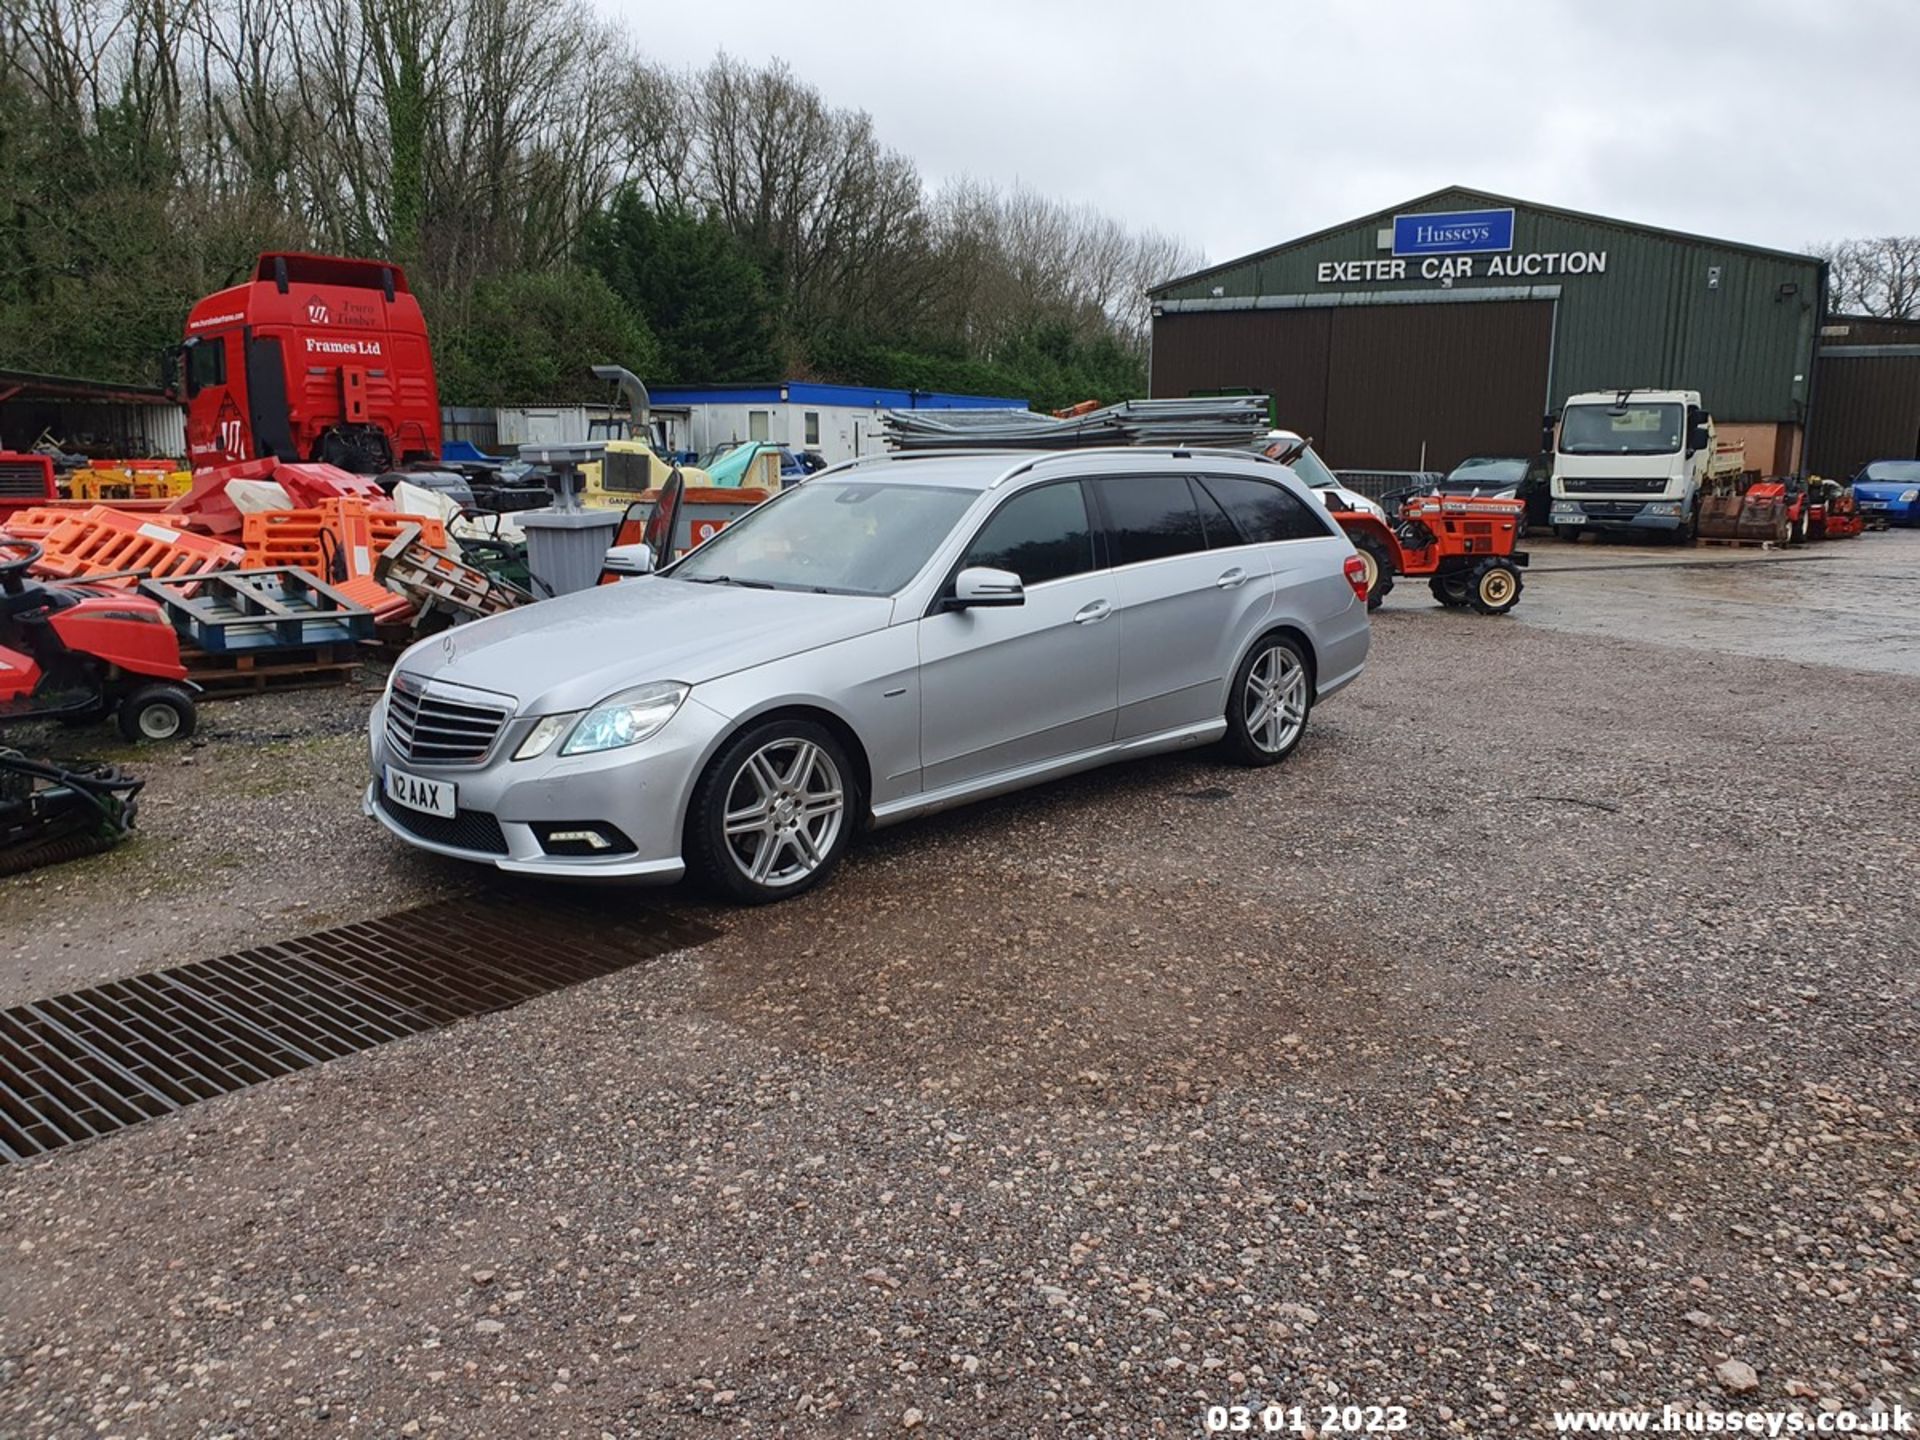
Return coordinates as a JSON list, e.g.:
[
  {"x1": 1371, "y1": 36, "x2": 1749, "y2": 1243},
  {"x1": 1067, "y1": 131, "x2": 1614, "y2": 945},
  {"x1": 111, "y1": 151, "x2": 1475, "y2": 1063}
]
[{"x1": 1314, "y1": 208, "x2": 1608, "y2": 287}]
